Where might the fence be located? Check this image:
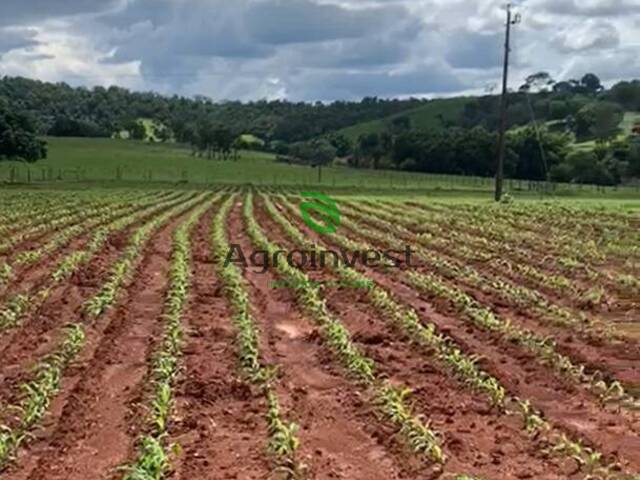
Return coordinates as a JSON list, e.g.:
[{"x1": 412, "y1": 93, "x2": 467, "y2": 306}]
[{"x1": 1, "y1": 163, "x2": 638, "y2": 197}]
